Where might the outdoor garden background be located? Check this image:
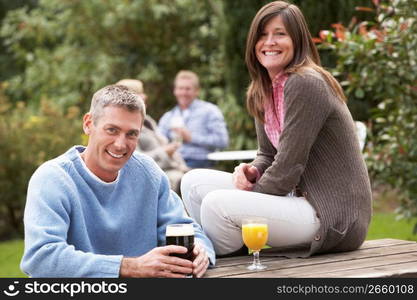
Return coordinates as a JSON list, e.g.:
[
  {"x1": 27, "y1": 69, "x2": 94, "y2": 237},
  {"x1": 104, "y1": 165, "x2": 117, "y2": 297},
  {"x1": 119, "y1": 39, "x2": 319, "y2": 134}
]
[{"x1": 0, "y1": 0, "x2": 416, "y2": 277}]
